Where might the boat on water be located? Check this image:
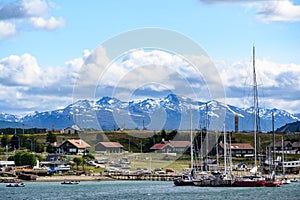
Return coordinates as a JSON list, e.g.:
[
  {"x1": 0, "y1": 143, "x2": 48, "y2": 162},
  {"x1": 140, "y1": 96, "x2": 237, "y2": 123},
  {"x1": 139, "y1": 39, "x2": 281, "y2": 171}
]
[
  {"x1": 193, "y1": 172, "x2": 234, "y2": 187},
  {"x1": 290, "y1": 178, "x2": 298, "y2": 182},
  {"x1": 6, "y1": 182, "x2": 25, "y2": 187},
  {"x1": 264, "y1": 180, "x2": 282, "y2": 187},
  {"x1": 193, "y1": 124, "x2": 234, "y2": 187},
  {"x1": 233, "y1": 174, "x2": 266, "y2": 187},
  {"x1": 173, "y1": 174, "x2": 194, "y2": 186},
  {"x1": 61, "y1": 180, "x2": 80, "y2": 185},
  {"x1": 281, "y1": 178, "x2": 291, "y2": 184},
  {"x1": 174, "y1": 107, "x2": 195, "y2": 186},
  {"x1": 232, "y1": 46, "x2": 266, "y2": 188}
]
